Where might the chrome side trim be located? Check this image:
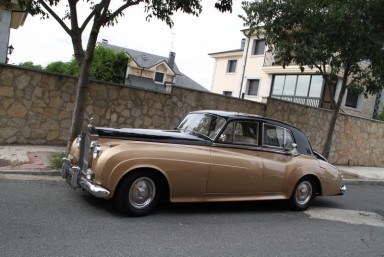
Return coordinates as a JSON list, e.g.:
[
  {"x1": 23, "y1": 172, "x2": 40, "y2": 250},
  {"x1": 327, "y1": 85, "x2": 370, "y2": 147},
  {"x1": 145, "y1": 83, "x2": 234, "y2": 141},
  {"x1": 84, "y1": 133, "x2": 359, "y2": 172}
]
[{"x1": 78, "y1": 177, "x2": 110, "y2": 198}]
